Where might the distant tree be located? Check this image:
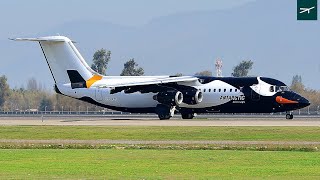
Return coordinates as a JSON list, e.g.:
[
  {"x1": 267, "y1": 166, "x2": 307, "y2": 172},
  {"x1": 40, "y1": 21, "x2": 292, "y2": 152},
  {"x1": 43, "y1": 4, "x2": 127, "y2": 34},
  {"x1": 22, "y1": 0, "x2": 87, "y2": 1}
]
[
  {"x1": 231, "y1": 60, "x2": 253, "y2": 77},
  {"x1": 290, "y1": 75, "x2": 305, "y2": 93},
  {"x1": 39, "y1": 96, "x2": 53, "y2": 111},
  {"x1": 0, "y1": 75, "x2": 10, "y2": 110},
  {"x1": 120, "y1": 58, "x2": 144, "y2": 76},
  {"x1": 27, "y1": 77, "x2": 38, "y2": 91},
  {"x1": 195, "y1": 70, "x2": 212, "y2": 76},
  {"x1": 174, "y1": 73, "x2": 183, "y2": 77},
  {"x1": 91, "y1": 49, "x2": 111, "y2": 75},
  {"x1": 38, "y1": 81, "x2": 44, "y2": 91}
]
